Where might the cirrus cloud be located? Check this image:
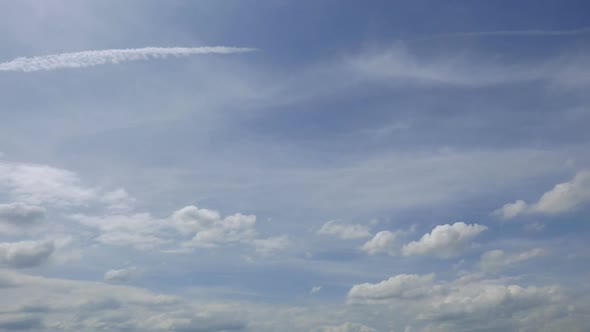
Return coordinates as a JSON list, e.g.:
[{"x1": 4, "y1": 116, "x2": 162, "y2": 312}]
[{"x1": 0, "y1": 46, "x2": 256, "y2": 72}]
